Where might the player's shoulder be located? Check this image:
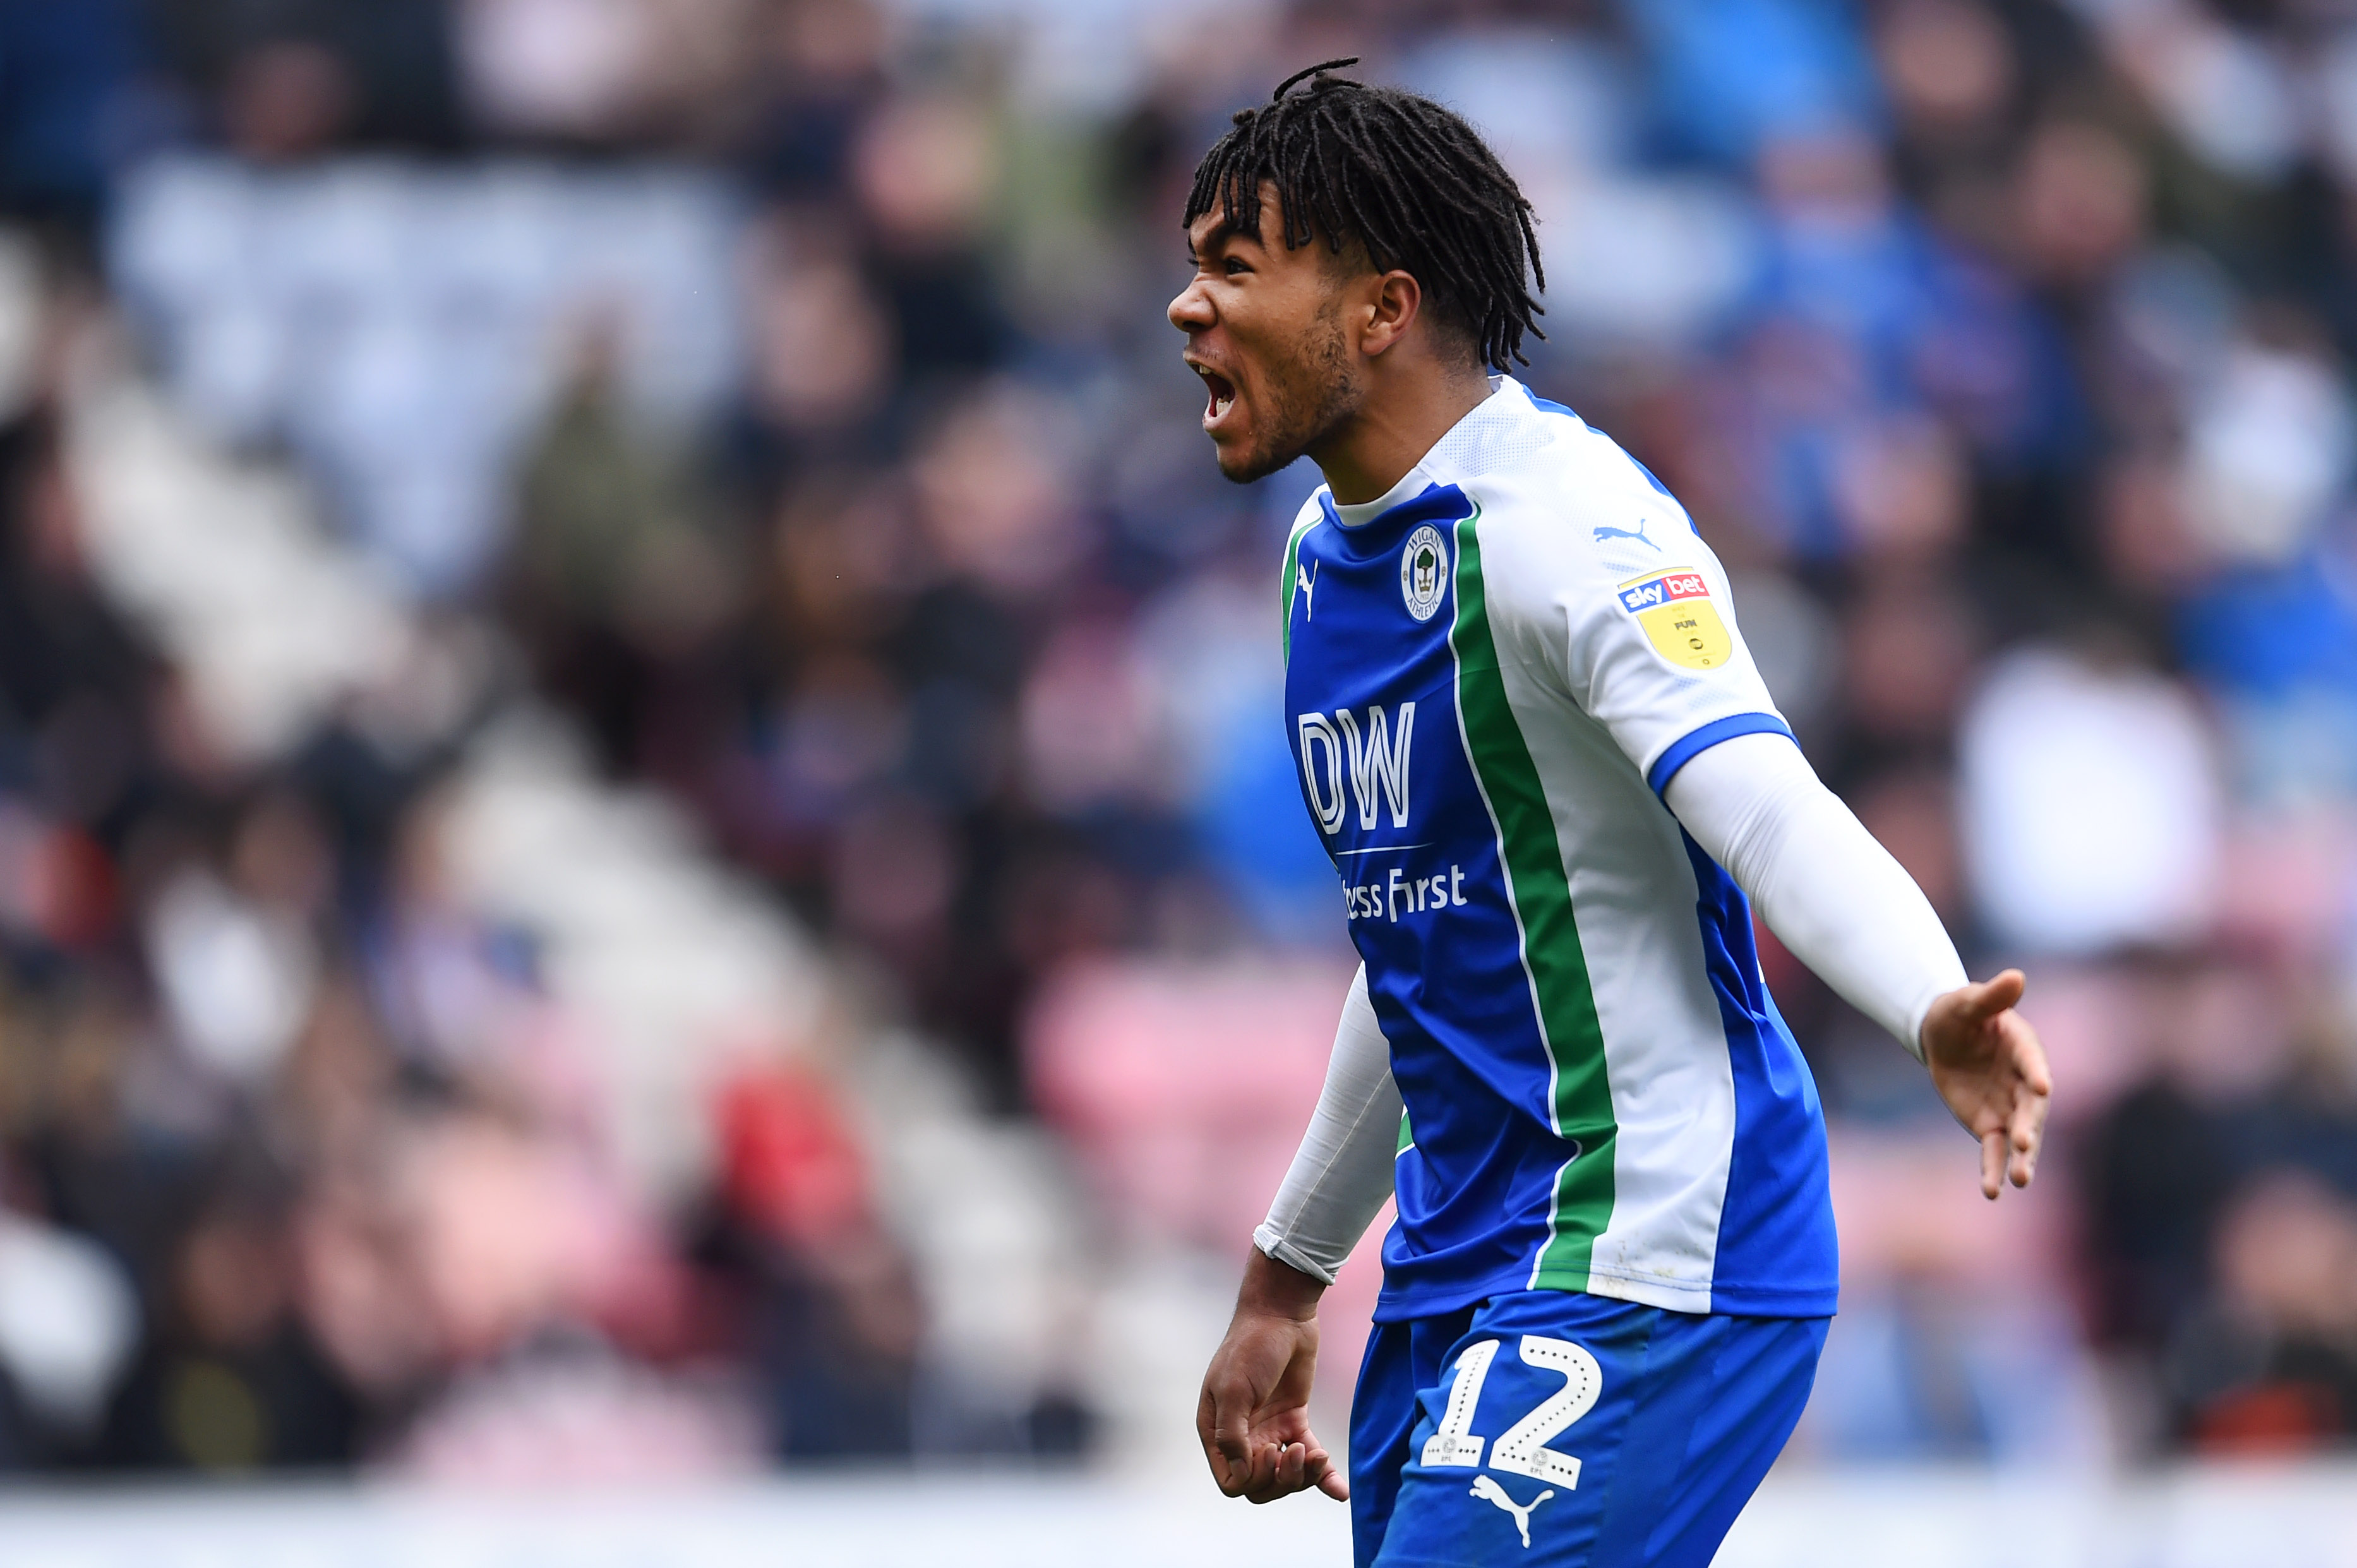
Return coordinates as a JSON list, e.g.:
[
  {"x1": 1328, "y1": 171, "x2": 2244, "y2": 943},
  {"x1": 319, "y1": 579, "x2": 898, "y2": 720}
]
[
  {"x1": 1447, "y1": 393, "x2": 1703, "y2": 590},
  {"x1": 1441, "y1": 382, "x2": 1691, "y2": 541}
]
